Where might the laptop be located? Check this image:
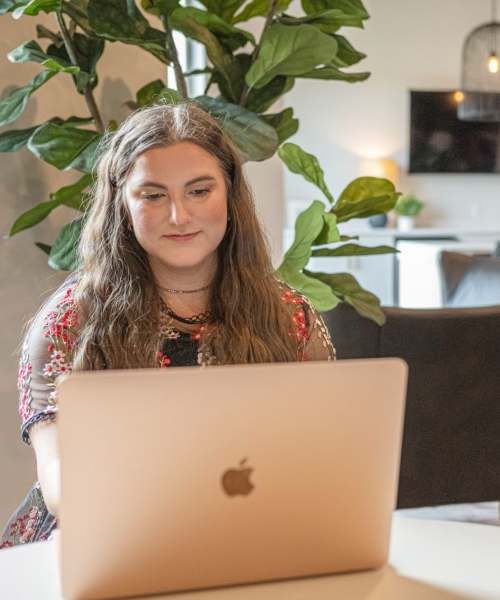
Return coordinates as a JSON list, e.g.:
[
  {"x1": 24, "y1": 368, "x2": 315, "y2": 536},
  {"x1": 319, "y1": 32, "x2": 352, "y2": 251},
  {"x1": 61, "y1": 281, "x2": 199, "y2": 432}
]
[{"x1": 56, "y1": 358, "x2": 407, "y2": 600}]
